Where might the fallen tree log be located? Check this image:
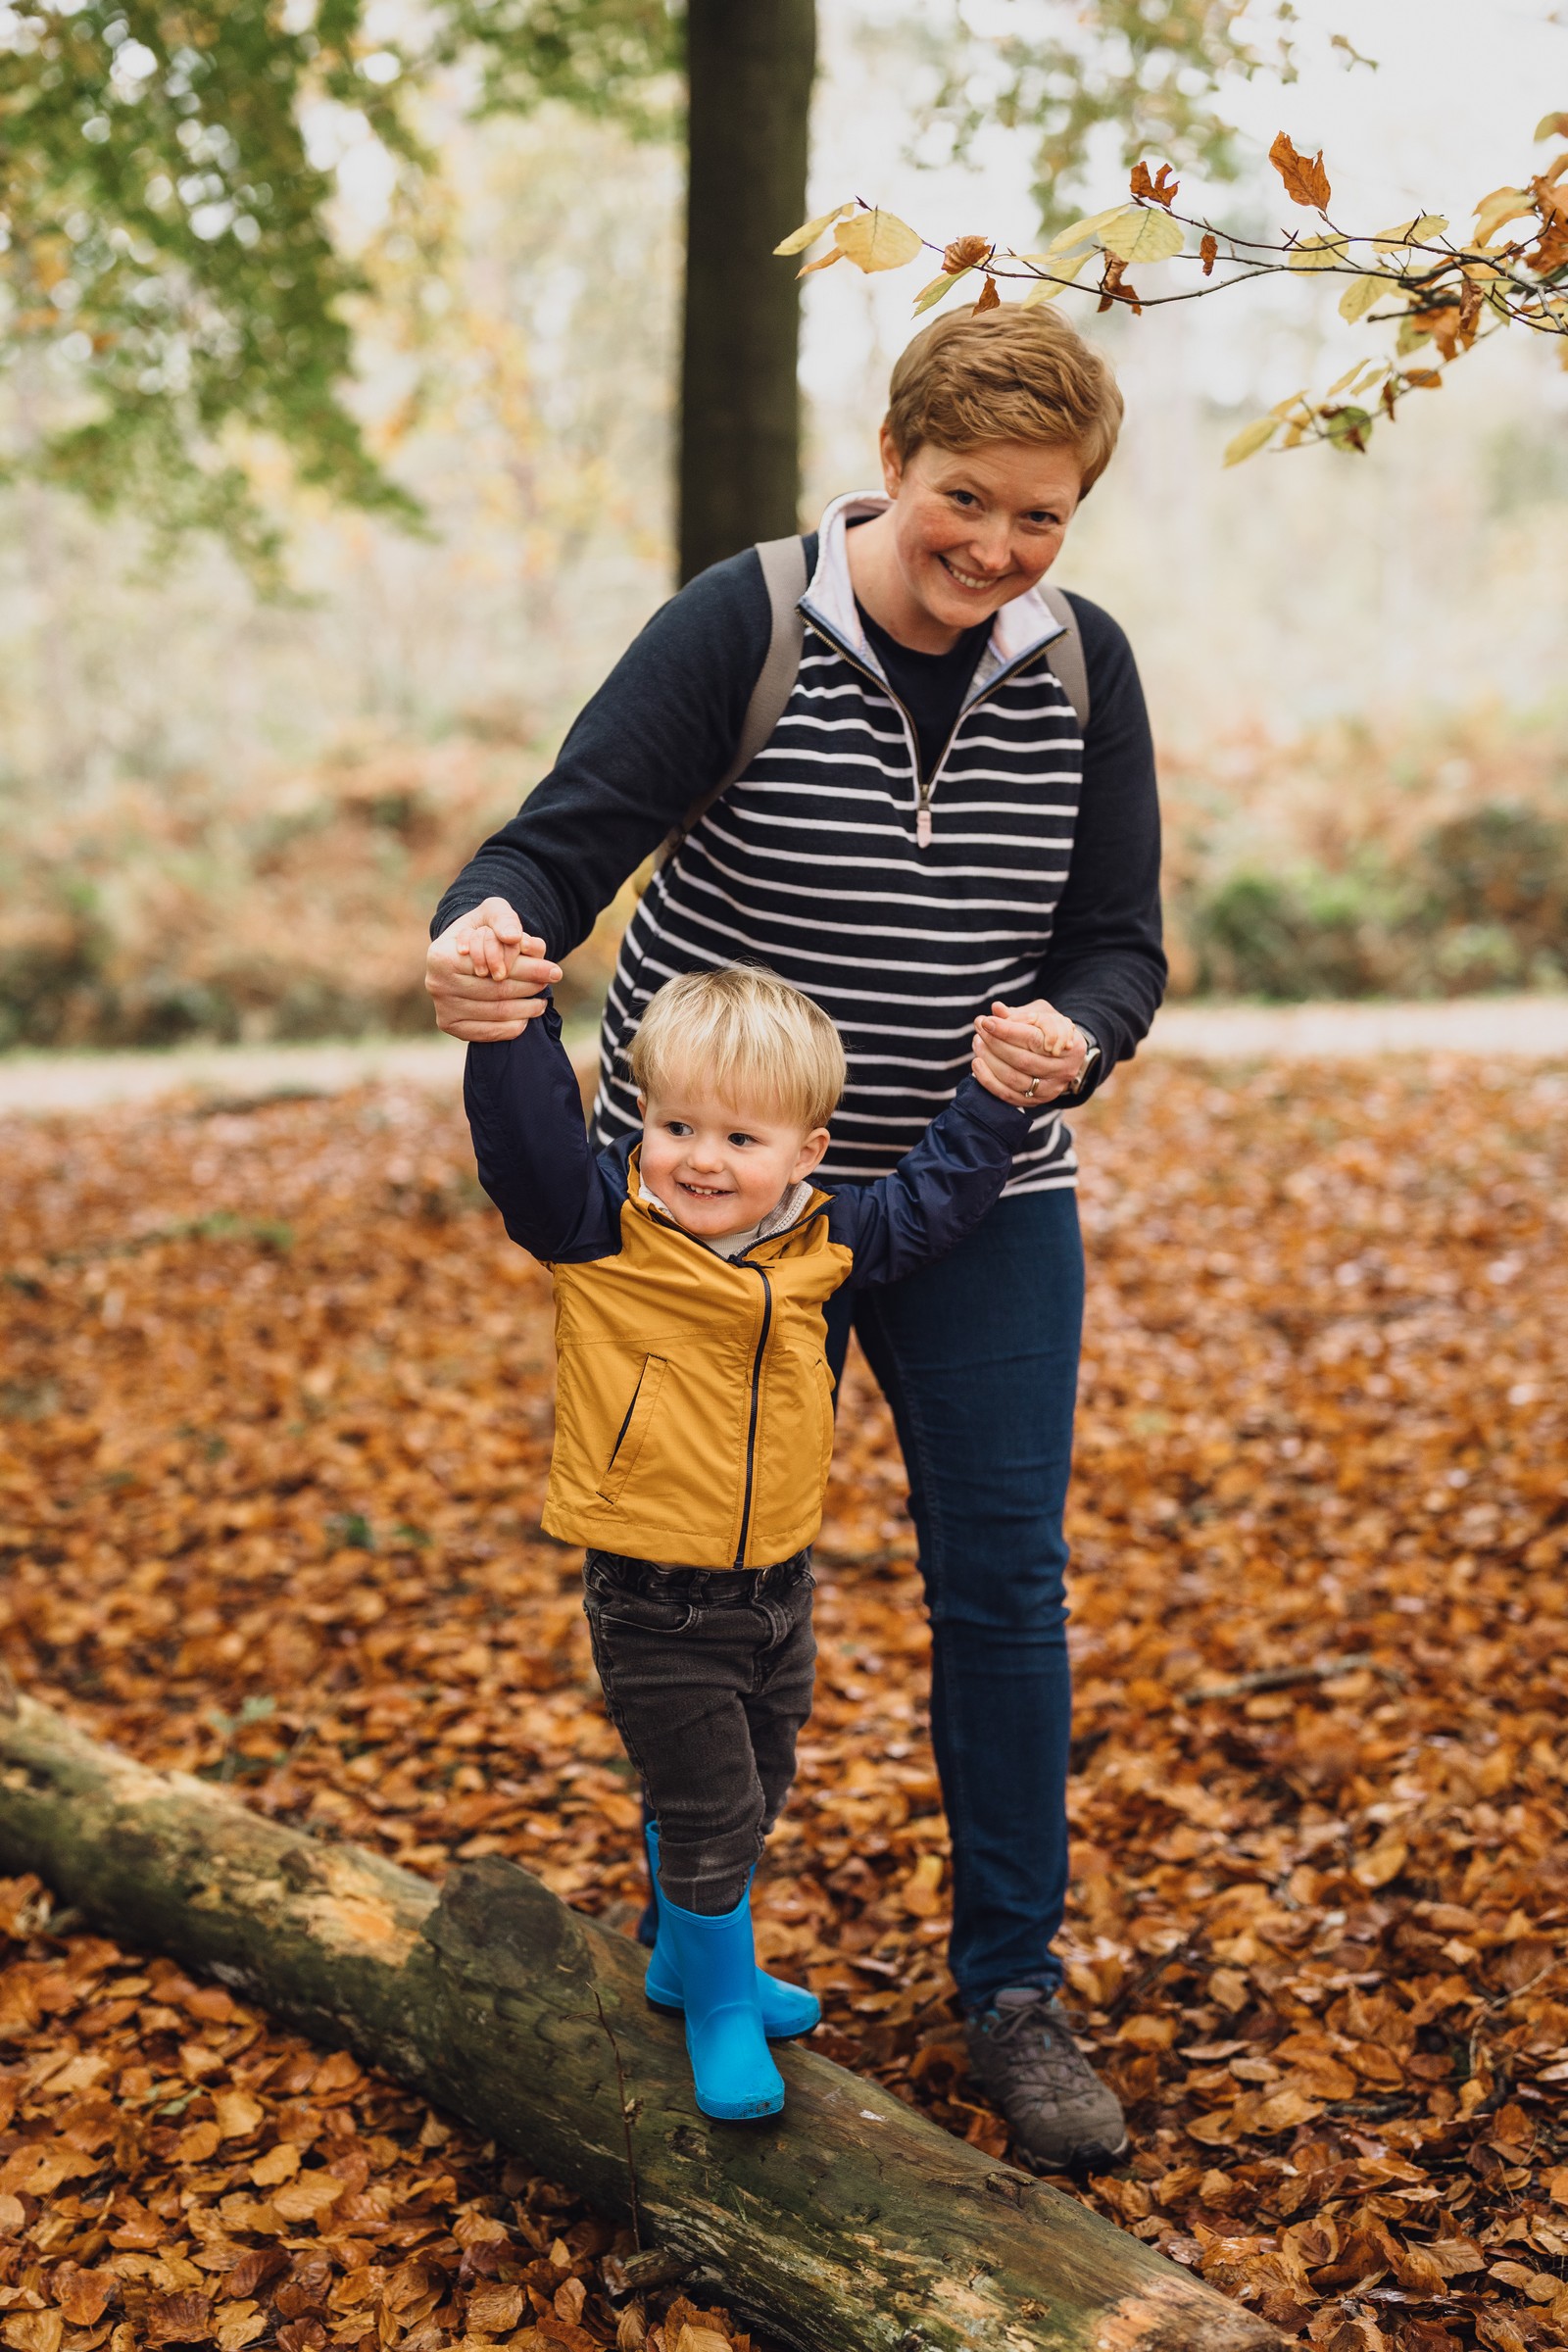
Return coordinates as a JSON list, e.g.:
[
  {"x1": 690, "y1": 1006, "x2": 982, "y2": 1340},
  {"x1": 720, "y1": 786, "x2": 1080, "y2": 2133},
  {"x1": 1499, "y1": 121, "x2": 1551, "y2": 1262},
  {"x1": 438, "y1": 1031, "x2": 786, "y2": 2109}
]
[{"x1": 0, "y1": 1683, "x2": 1284, "y2": 2352}]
